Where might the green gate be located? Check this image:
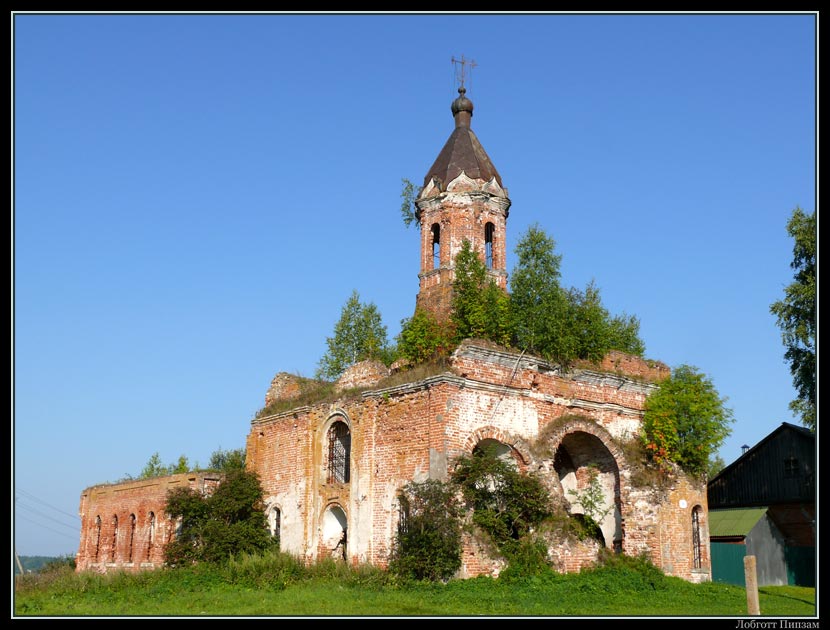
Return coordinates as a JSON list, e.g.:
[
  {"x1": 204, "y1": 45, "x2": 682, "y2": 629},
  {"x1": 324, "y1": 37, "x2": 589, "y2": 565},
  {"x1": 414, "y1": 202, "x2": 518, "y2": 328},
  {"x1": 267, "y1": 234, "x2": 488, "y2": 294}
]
[{"x1": 710, "y1": 542, "x2": 747, "y2": 585}]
